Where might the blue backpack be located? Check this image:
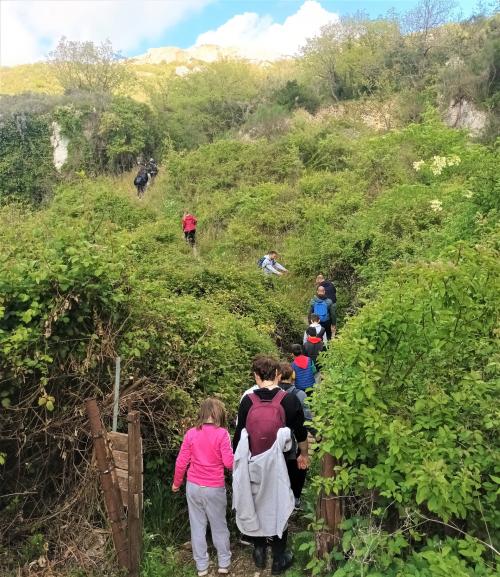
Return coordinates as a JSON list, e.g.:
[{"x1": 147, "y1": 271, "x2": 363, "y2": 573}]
[
  {"x1": 313, "y1": 299, "x2": 329, "y2": 322},
  {"x1": 257, "y1": 256, "x2": 266, "y2": 268}
]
